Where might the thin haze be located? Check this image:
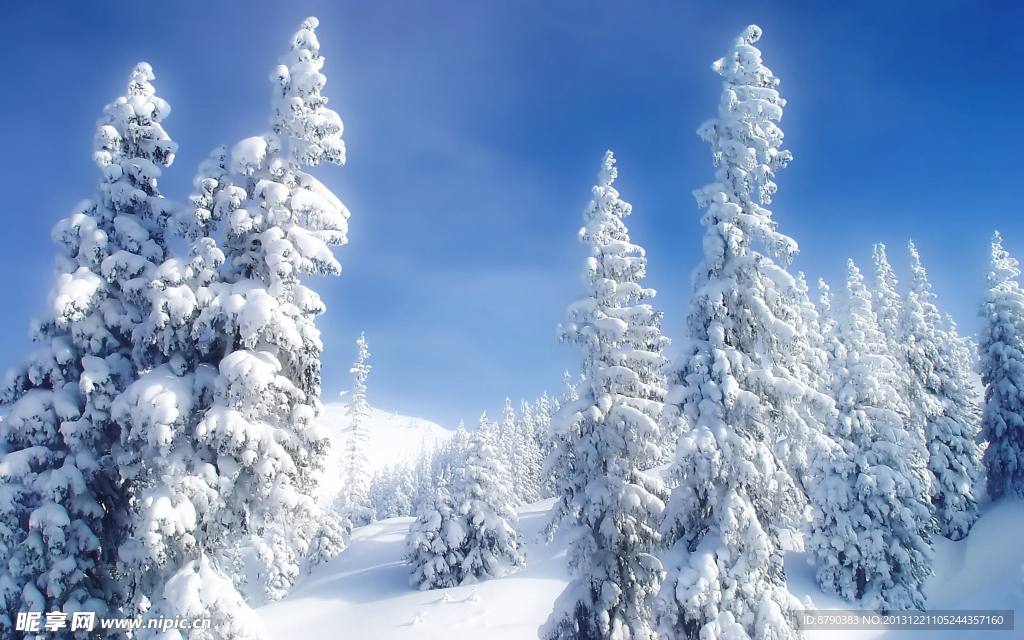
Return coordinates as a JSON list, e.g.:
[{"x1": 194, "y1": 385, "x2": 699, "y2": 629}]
[{"x1": 0, "y1": 0, "x2": 1020, "y2": 428}]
